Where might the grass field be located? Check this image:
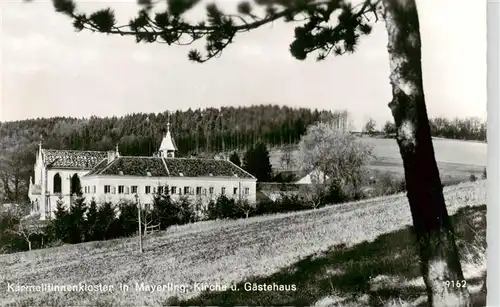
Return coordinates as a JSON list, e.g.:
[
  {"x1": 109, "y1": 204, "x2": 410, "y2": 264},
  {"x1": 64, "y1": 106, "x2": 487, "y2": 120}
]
[
  {"x1": 269, "y1": 137, "x2": 487, "y2": 180},
  {"x1": 177, "y1": 205, "x2": 486, "y2": 306},
  {"x1": 0, "y1": 181, "x2": 486, "y2": 306}
]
